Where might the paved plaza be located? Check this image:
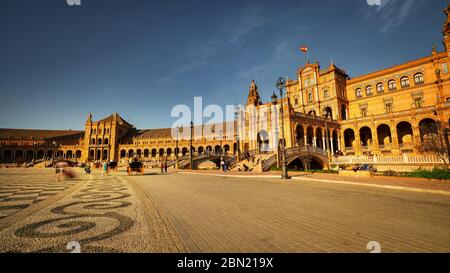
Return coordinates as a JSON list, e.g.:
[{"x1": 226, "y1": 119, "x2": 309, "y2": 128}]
[{"x1": 0, "y1": 168, "x2": 449, "y2": 253}]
